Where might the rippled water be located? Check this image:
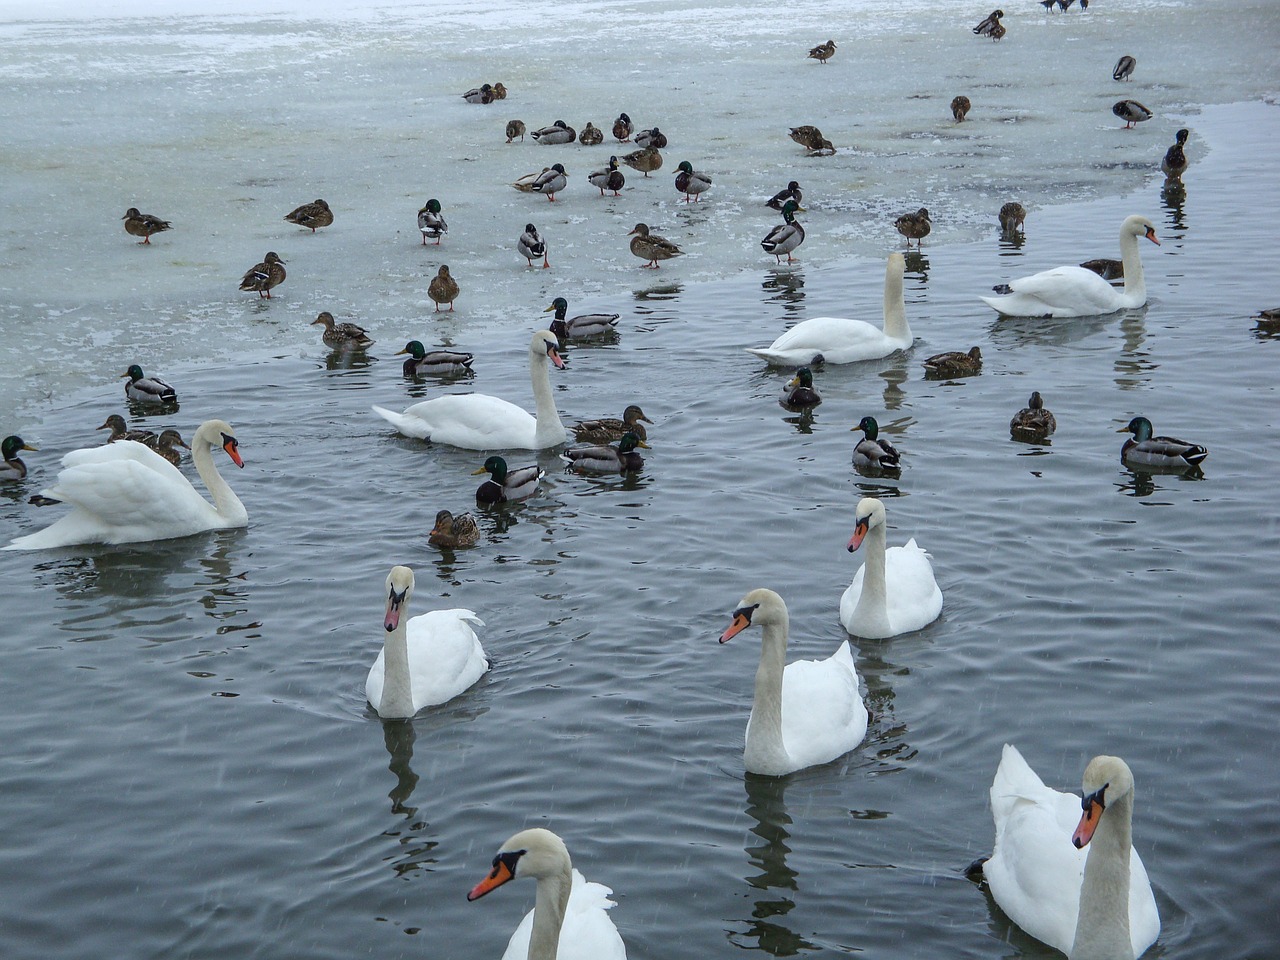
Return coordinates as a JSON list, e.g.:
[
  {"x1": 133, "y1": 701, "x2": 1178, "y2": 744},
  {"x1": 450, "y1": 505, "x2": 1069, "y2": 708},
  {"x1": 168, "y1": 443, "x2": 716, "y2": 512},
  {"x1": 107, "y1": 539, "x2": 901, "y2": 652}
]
[{"x1": 2, "y1": 98, "x2": 1278, "y2": 960}]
